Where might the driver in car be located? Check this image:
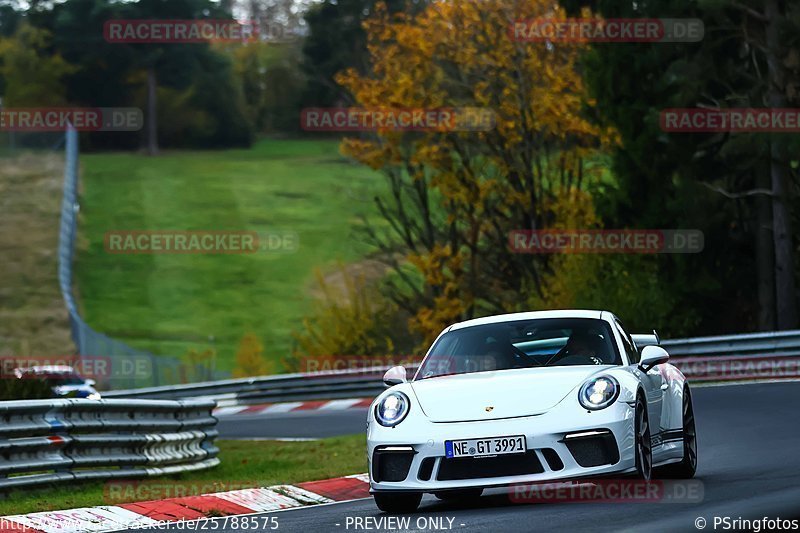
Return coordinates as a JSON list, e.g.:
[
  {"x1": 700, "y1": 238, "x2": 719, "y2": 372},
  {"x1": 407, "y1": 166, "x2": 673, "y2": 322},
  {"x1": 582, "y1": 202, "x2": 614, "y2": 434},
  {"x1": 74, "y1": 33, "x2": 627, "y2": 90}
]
[{"x1": 549, "y1": 332, "x2": 608, "y2": 365}]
